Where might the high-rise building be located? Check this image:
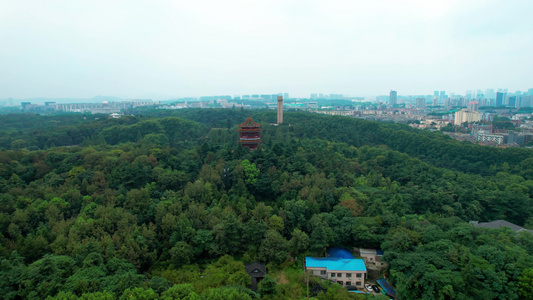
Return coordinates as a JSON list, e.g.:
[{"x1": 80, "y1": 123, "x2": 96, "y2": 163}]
[
  {"x1": 455, "y1": 109, "x2": 481, "y2": 125},
  {"x1": 283, "y1": 93, "x2": 289, "y2": 100},
  {"x1": 528, "y1": 88, "x2": 533, "y2": 95},
  {"x1": 389, "y1": 90, "x2": 397, "y2": 106},
  {"x1": 440, "y1": 91, "x2": 446, "y2": 101},
  {"x1": 485, "y1": 89, "x2": 495, "y2": 99},
  {"x1": 310, "y1": 93, "x2": 317, "y2": 99},
  {"x1": 508, "y1": 96, "x2": 516, "y2": 107},
  {"x1": 415, "y1": 98, "x2": 425, "y2": 108},
  {"x1": 433, "y1": 97, "x2": 438, "y2": 106},
  {"x1": 496, "y1": 92, "x2": 504, "y2": 106},
  {"x1": 519, "y1": 95, "x2": 533, "y2": 107},
  {"x1": 467, "y1": 101, "x2": 479, "y2": 112},
  {"x1": 434, "y1": 91, "x2": 439, "y2": 97},
  {"x1": 466, "y1": 90, "x2": 472, "y2": 99}
]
